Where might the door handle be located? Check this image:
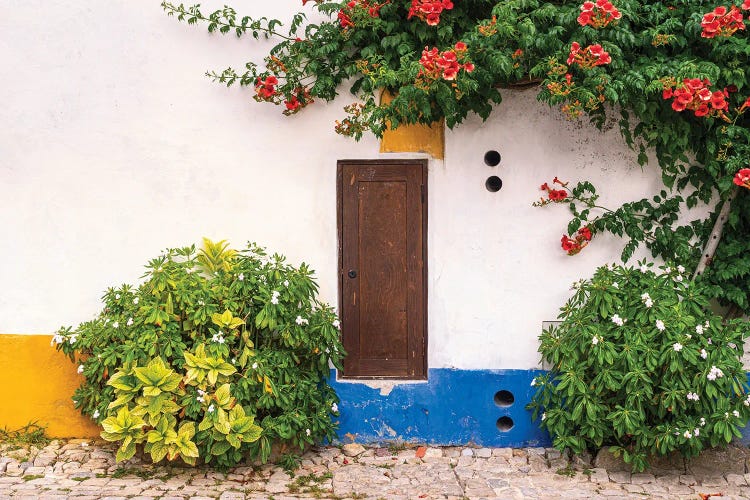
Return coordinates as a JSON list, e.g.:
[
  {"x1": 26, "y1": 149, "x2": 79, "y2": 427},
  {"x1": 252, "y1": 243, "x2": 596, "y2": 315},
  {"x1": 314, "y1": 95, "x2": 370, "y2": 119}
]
[{"x1": 348, "y1": 270, "x2": 358, "y2": 279}]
